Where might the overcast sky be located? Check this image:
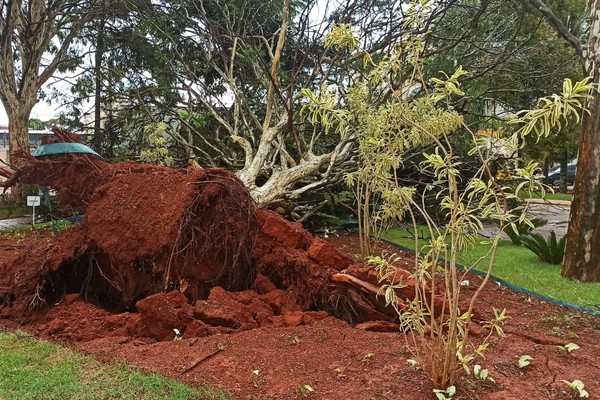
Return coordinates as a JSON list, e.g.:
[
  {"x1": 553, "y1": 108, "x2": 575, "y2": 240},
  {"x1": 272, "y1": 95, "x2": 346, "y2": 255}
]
[{"x1": 0, "y1": 100, "x2": 62, "y2": 127}]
